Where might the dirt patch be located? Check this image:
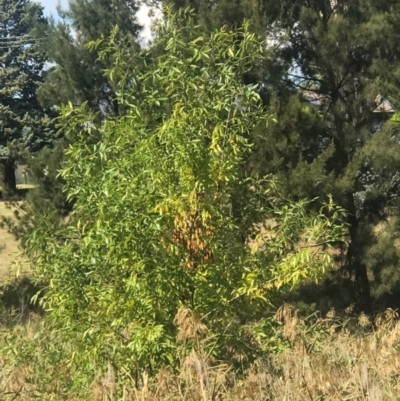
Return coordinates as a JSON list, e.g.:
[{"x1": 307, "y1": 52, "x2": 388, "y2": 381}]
[{"x1": 0, "y1": 202, "x2": 29, "y2": 282}]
